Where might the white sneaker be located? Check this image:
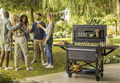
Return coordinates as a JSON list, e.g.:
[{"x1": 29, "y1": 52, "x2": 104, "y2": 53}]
[
  {"x1": 26, "y1": 67, "x2": 34, "y2": 71},
  {"x1": 42, "y1": 63, "x2": 49, "y2": 66},
  {"x1": 45, "y1": 65, "x2": 54, "y2": 69},
  {"x1": 15, "y1": 67, "x2": 21, "y2": 71},
  {"x1": 5, "y1": 67, "x2": 13, "y2": 71}
]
